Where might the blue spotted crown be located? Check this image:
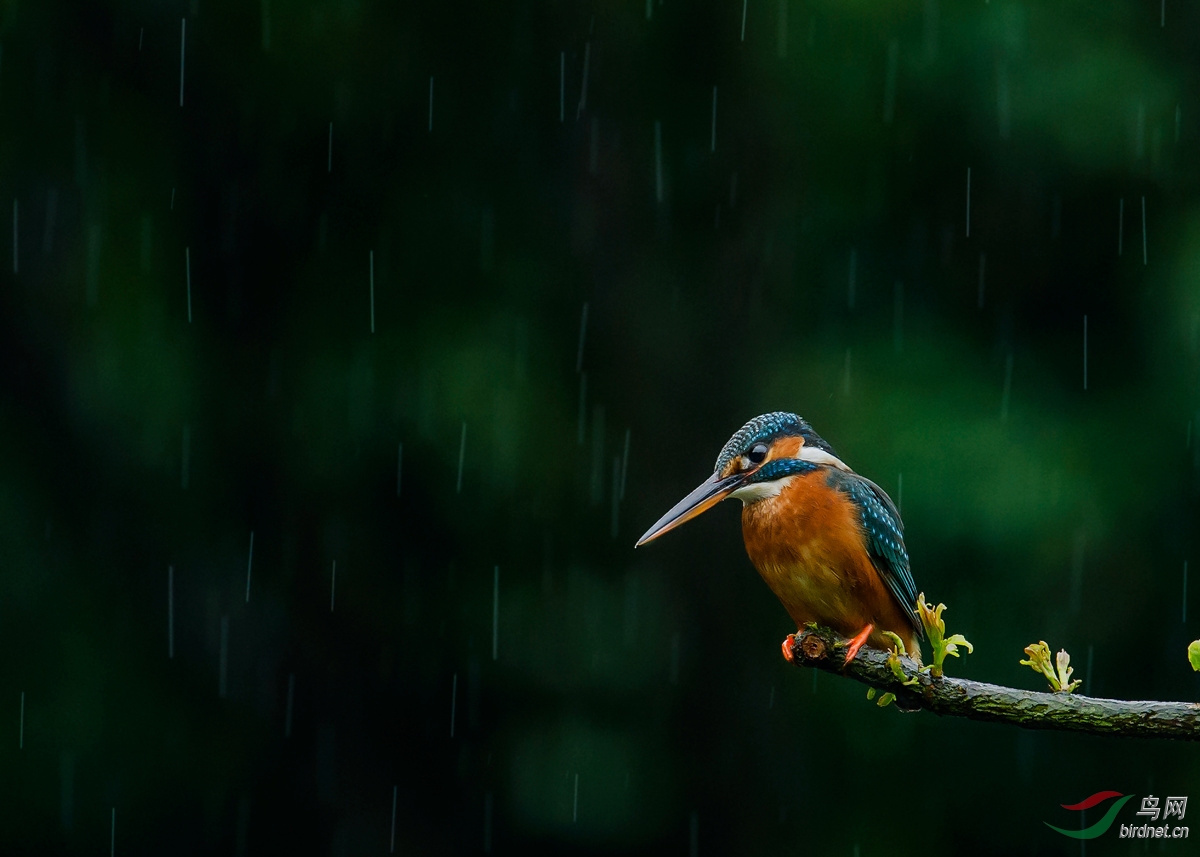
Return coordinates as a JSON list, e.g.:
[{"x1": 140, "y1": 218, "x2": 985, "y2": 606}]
[{"x1": 713, "y1": 412, "x2": 837, "y2": 473}]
